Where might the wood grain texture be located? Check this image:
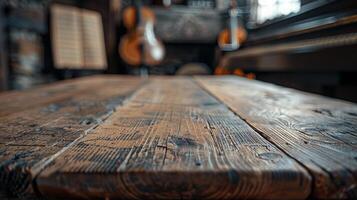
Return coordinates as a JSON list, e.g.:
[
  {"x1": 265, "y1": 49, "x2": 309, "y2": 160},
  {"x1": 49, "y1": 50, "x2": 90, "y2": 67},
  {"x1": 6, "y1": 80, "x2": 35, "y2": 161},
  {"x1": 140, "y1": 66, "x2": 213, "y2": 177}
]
[
  {"x1": 196, "y1": 76, "x2": 357, "y2": 199},
  {"x1": 0, "y1": 75, "x2": 144, "y2": 197},
  {"x1": 37, "y1": 77, "x2": 311, "y2": 199}
]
